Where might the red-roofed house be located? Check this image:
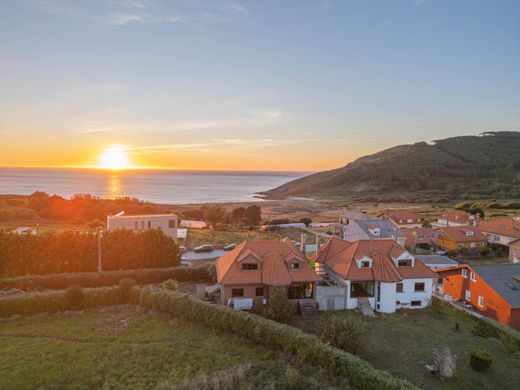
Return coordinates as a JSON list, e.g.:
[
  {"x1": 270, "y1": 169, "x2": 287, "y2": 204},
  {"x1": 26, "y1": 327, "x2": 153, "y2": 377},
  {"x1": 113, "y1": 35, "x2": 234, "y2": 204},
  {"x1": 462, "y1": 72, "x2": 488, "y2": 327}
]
[
  {"x1": 315, "y1": 238, "x2": 436, "y2": 313},
  {"x1": 436, "y1": 226, "x2": 488, "y2": 250},
  {"x1": 375, "y1": 209, "x2": 423, "y2": 229},
  {"x1": 433, "y1": 209, "x2": 480, "y2": 227},
  {"x1": 478, "y1": 217, "x2": 520, "y2": 247},
  {"x1": 403, "y1": 227, "x2": 438, "y2": 251},
  {"x1": 216, "y1": 238, "x2": 321, "y2": 311}
]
